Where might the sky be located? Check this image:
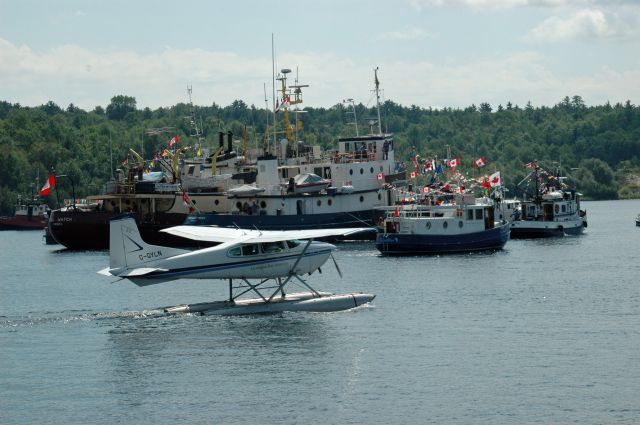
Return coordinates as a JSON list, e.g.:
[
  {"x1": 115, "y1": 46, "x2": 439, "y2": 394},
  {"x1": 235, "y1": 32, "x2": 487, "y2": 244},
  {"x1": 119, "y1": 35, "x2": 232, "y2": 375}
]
[{"x1": 1, "y1": 0, "x2": 639, "y2": 111}]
